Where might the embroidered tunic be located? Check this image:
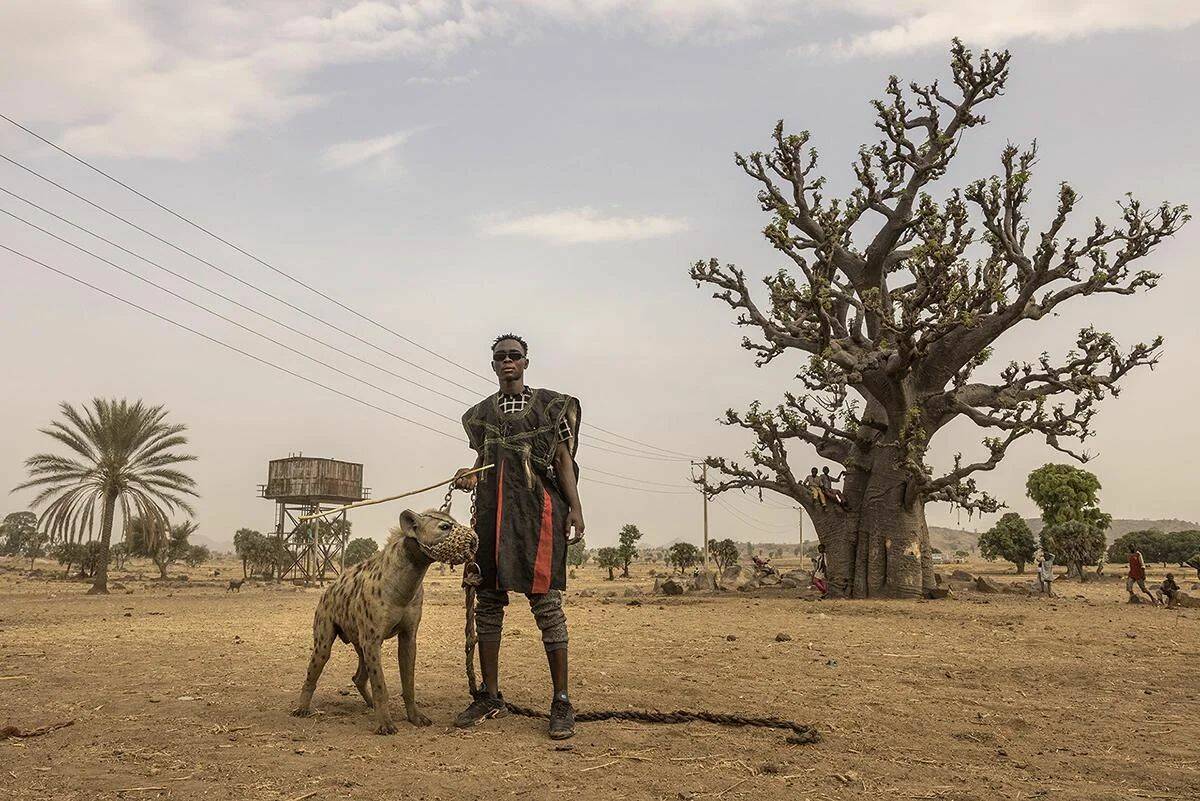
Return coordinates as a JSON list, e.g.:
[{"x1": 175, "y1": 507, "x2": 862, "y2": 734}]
[{"x1": 462, "y1": 387, "x2": 581, "y2": 594}]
